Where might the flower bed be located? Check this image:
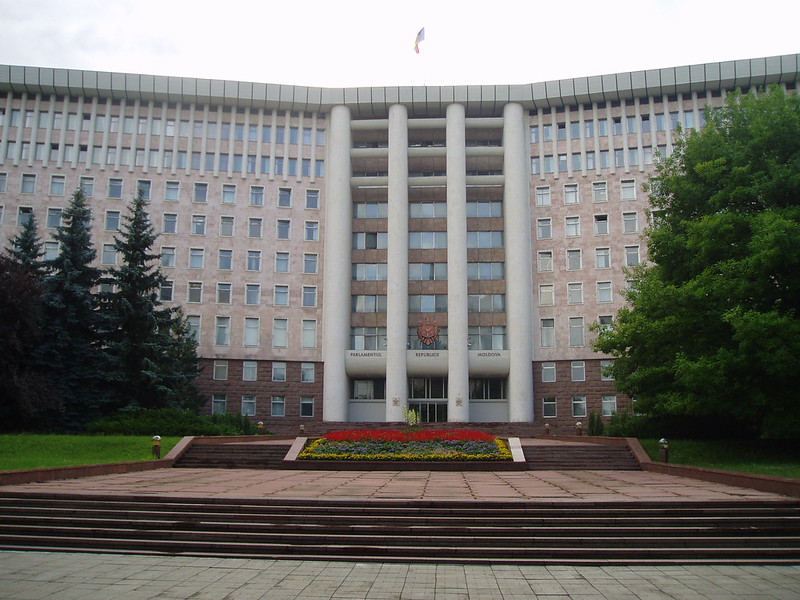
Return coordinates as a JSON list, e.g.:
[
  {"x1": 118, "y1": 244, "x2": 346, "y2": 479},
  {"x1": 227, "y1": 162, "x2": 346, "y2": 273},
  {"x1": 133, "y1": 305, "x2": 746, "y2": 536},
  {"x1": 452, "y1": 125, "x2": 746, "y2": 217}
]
[{"x1": 297, "y1": 429, "x2": 512, "y2": 462}]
